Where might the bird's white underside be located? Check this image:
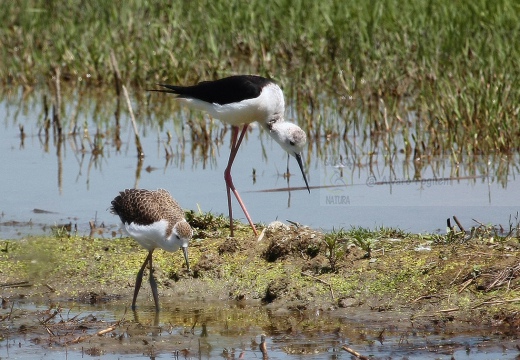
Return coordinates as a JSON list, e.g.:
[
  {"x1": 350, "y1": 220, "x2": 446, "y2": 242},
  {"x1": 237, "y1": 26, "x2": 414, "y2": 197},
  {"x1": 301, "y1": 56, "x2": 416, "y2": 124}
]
[
  {"x1": 176, "y1": 83, "x2": 285, "y2": 127},
  {"x1": 122, "y1": 219, "x2": 181, "y2": 252}
]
